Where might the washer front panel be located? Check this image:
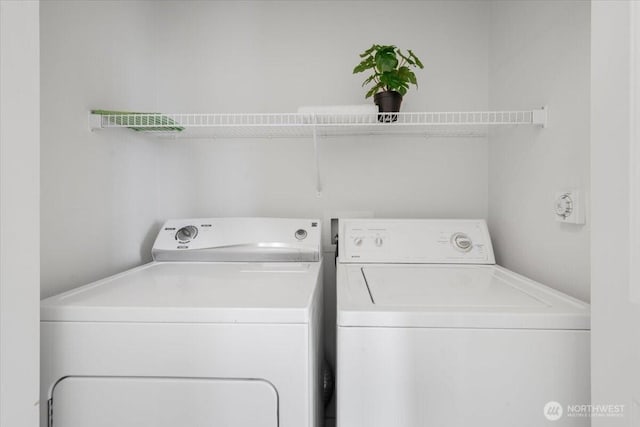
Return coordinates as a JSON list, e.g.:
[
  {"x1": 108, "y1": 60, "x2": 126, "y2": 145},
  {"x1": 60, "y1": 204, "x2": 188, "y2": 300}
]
[{"x1": 336, "y1": 326, "x2": 590, "y2": 427}]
